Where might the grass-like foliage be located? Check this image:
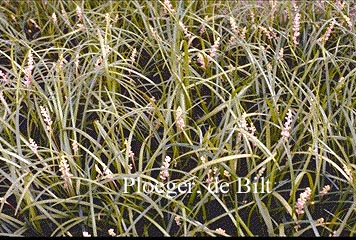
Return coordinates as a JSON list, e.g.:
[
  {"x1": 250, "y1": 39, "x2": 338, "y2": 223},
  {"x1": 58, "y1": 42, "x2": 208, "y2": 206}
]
[{"x1": 0, "y1": 0, "x2": 355, "y2": 237}]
